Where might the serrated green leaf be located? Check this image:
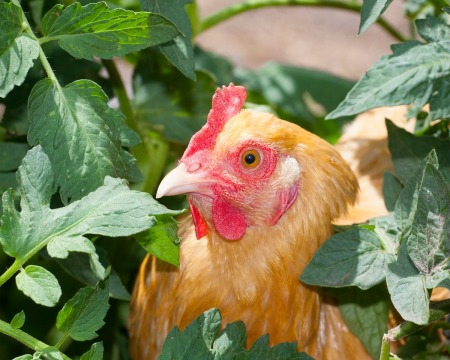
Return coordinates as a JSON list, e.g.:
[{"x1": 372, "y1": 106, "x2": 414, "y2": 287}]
[
  {"x1": 0, "y1": 3, "x2": 40, "y2": 97},
  {"x1": 41, "y1": 2, "x2": 179, "y2": 60},
  {"x1": 301, "y1": 228, "x2": 395, "y2": 289},
  {"x1": 28, "y1": 78, "x2": 141, "y2": 203},
  {"x1": 56, "y1": 276, "x2": 110, "y2": 341},
  {"x1": 382, "y1": 172, "x2": 403, "y2": 212},
  {"x1": 159, "y1": 308, "x2": 311, "y2": 359},
  {"x1": 47, "y1": 236, "x2": 105, "y2": 279},
  {"x1": 0, "y1": 35, "x2": 40, "y2": 98},
  {"x1": 133, "y1": 52, "x2": 216, "y2": 143},
  {"x1": 0, "y1": 147, "x2": 178, "y2": 275},
  {"x1": 334, "y1": 284, "x2": 389, "y2": 359},
  {"x1": 327, "y1": 17, "x2": 450, "y2": 121},
  {"x1": 359, "y1": 0, "x2": 393, "y2": 34},
  {"x1": 407, "y1": 163, "x2": 450, "y2": 287},
  {"x1": 15, "y1": 265, "x2": 62, "y2": 307},
  {"x1": 135, "y1": 214, "x2": 182, "y2": 266},
  {"x1": 11, "y1": 310, "x2": 25, "y2": 329},
  {"x1": 386, "y1": 242, "x2": 430, "y2": 325},
  {"x1": 387, "y1": 121, "x2": 450, "y2": 184},
  {"x1": 142, "y1": 0, "x2": 196, "y2": 80},
  {"x1": 80, "y1": 342, "x2": 104, "y2": 360}
]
